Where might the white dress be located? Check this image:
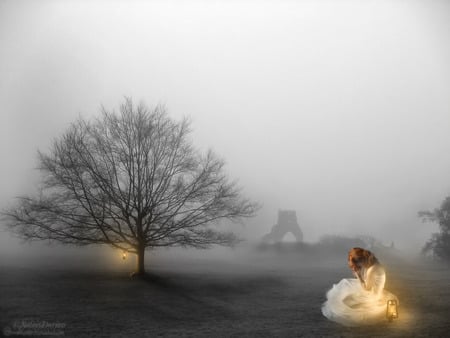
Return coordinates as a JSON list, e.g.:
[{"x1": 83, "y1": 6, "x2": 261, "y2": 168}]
[{"x1": 321, "y1": 264, "x2": 398, "y2": 326}]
